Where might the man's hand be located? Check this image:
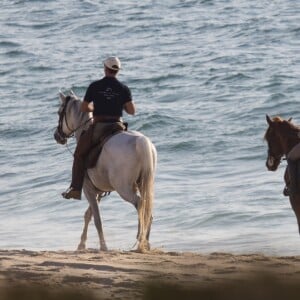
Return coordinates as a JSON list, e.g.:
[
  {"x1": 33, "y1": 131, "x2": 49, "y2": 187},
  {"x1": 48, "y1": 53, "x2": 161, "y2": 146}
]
[{"x1": 81, "y1": 101, "x2": 94, "y2": 112}]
